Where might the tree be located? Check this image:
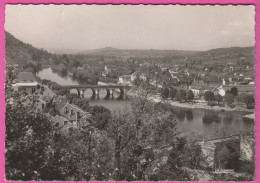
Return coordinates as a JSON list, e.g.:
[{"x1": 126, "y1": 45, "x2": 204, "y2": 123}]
[
  {"x1": 161, "y1": 87, "x2": 170, "y2": 99},
  {"x1": 224, "y1": 93, "x2": 234, "y2": 105},
  {"x1": 236, "y1": 93, "x2": 246, "y2": 104},
  {"x1": 67, "y1": 93, "x2": 80, "y2": 103},
  {"x1": 108, "y1": 80, "x2": 184, "y2": 181},
  {"x1": 56, "y1": 89, "x2": 70, "y2": 96},
  {"x1": 204, "y1": 91, "x2": 215, "y2": 104},
  {"x1": 62, "y1": 54, "x2": 69, "y2": 64},
  {"x1": 5, "y1": 103, "x2": 53, "y2": 180},
  {"x1": 72, "y1": 60, "x2": 81, "y2": 68},
  {"x1": 226, "y1": 89, "x2": 231, "y2": 95},
  {"x1": 215, "y1": 94, "x2": 223, "y2": 105},
  {"x1": 89, "y1": 106, "x2": 112, "y2": 131},
  {"x1": 186, "y1": 90, "x2": 194, "y2": 101},
  {"x1": 169, "y1": 87, "x2": 177, "y2": 100},
  {"x1": 176, "y1": 89, "x2": 186, "y2": 101},
  {"x1": 230, "y1": 87, "x2": 238, "y2": 96},
  {"x1": 244, "y1": 94, "x2": 255, "y2": 109},
  {"x1": 72, "y1": 97, "x2": 90, "y2": 110}
]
